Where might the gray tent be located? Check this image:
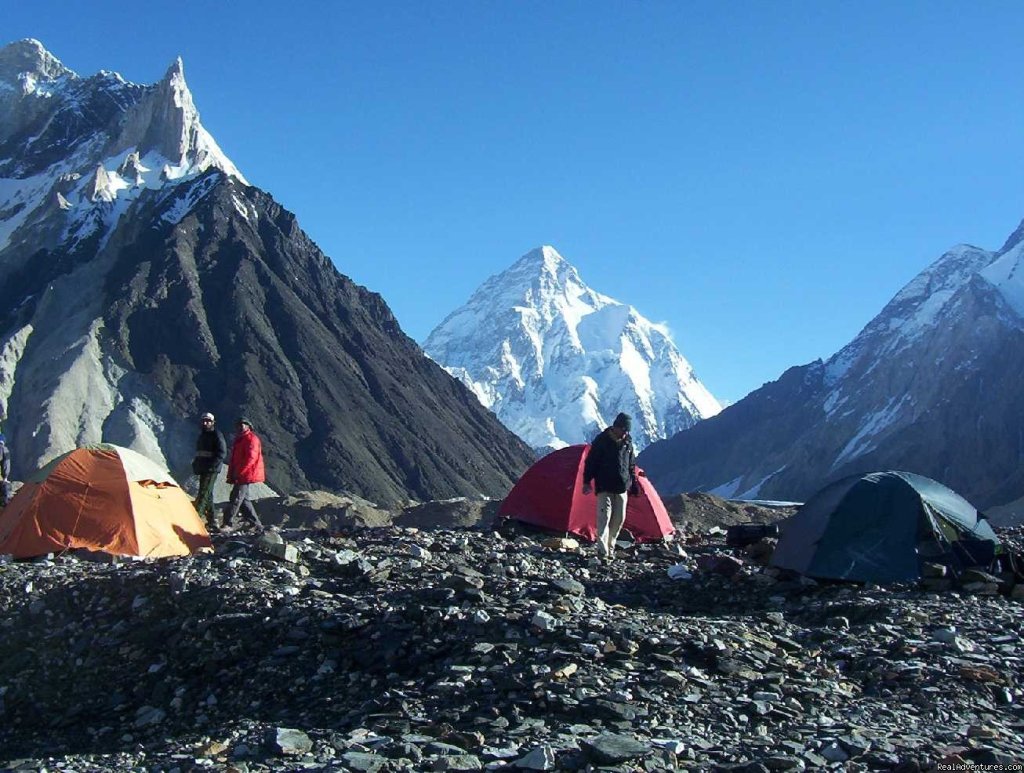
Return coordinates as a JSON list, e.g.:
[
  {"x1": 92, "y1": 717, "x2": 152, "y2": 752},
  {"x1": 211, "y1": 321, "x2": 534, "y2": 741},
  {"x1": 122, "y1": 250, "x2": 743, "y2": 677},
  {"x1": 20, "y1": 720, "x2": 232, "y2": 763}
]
[{"x1": 771, "y1": 471, "x2": 999, "y2": 583}]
